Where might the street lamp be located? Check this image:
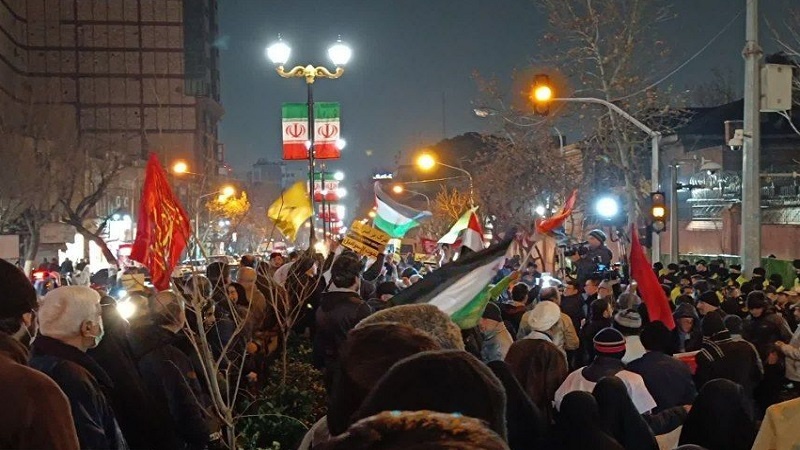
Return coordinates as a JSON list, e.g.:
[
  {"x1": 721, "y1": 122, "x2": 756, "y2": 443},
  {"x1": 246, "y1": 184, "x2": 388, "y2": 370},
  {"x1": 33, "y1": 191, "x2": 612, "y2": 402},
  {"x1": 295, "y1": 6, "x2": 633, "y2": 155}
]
[
  {"x1": 595, "y1": 196, "x2": 620, "y2": 220},
  {"x1": 529, "y1": 74, "x2": 662, "y2": 260},
  {"x1": 391, "y1": 184, "x2": 431, "y2": 209},
  {"x1": 172, "y1": 160, "x2": 190, "y2": 175},
  {"x1": 195, "y1": 185, "x2": 236, "y2": 258},
  {"x1": 415, "y1": 151, "x2": 474, "y2": 206},
  {"x1": 266, "y1": 35, "x2": 351, "y2": 246}
]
